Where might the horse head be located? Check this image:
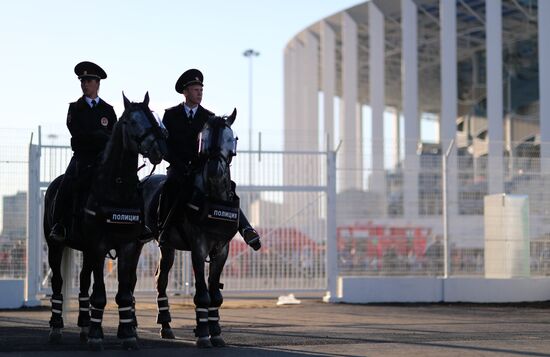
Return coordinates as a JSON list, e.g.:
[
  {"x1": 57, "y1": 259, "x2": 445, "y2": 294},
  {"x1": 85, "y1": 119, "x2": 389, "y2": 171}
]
[
  {"x1": 121, "y1": 92, "x2": 168, "y2": 165},
  {"x1": 92, "y1": 92, "x2": 168, "y2": 204},
  {"x1": 196, "y1": 108, "x2": 238, "y2": 200}
]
